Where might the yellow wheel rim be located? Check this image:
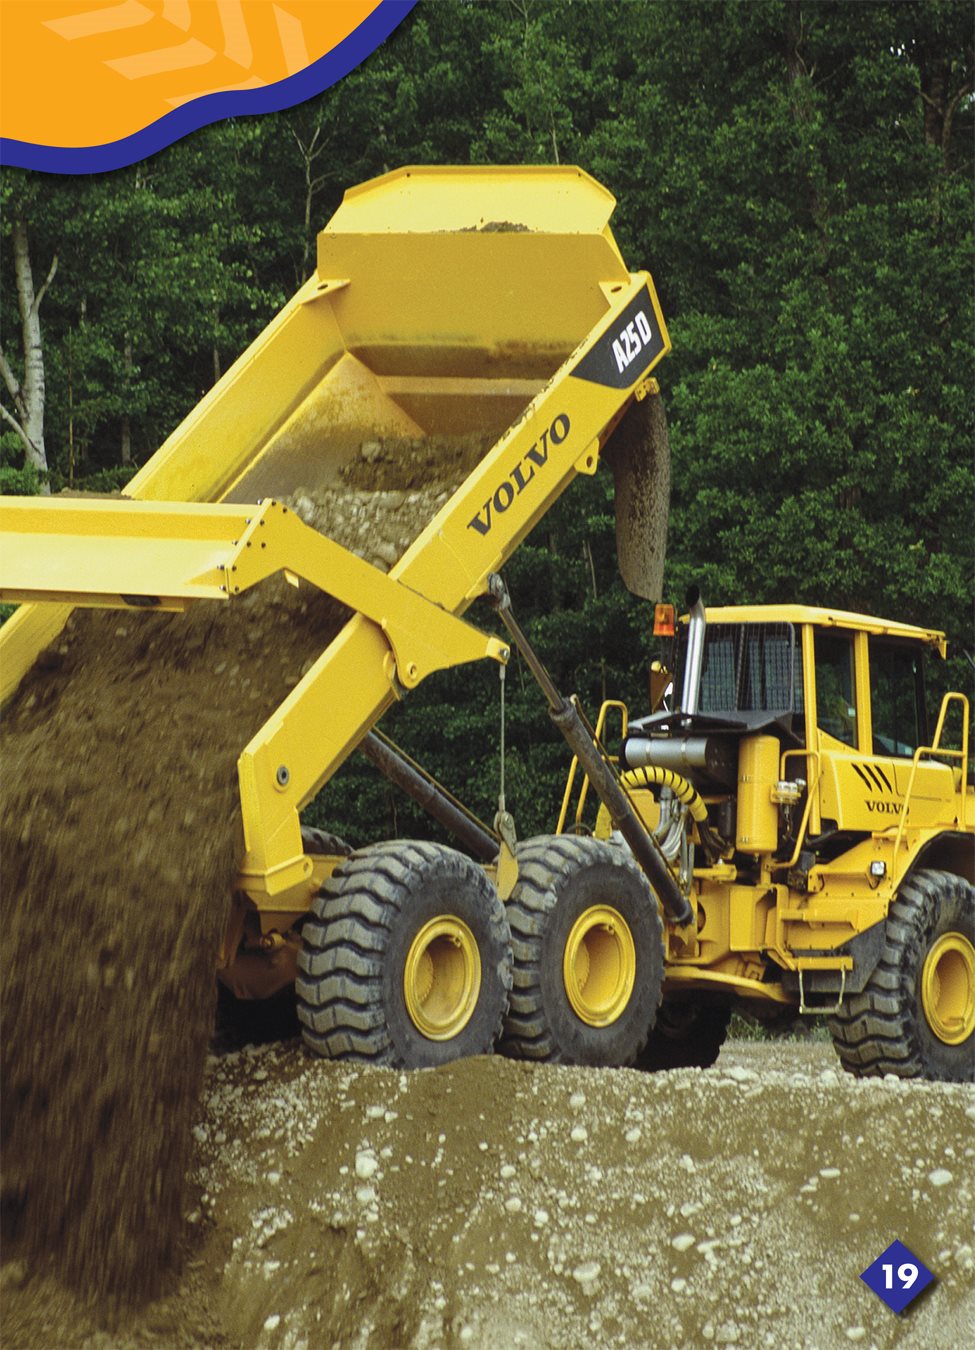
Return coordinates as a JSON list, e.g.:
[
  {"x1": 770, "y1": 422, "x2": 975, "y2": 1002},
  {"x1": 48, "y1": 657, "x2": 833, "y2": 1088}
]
[
  {"x1": 921, "y1": 932, "x2": 975, "y2": 1045},
  {"x1": 563, "y1": 906, "x2": 636, "y2": 1028},
  {"x1": 403, "y1": 916, "x2": 481, "y2": 1041}
]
